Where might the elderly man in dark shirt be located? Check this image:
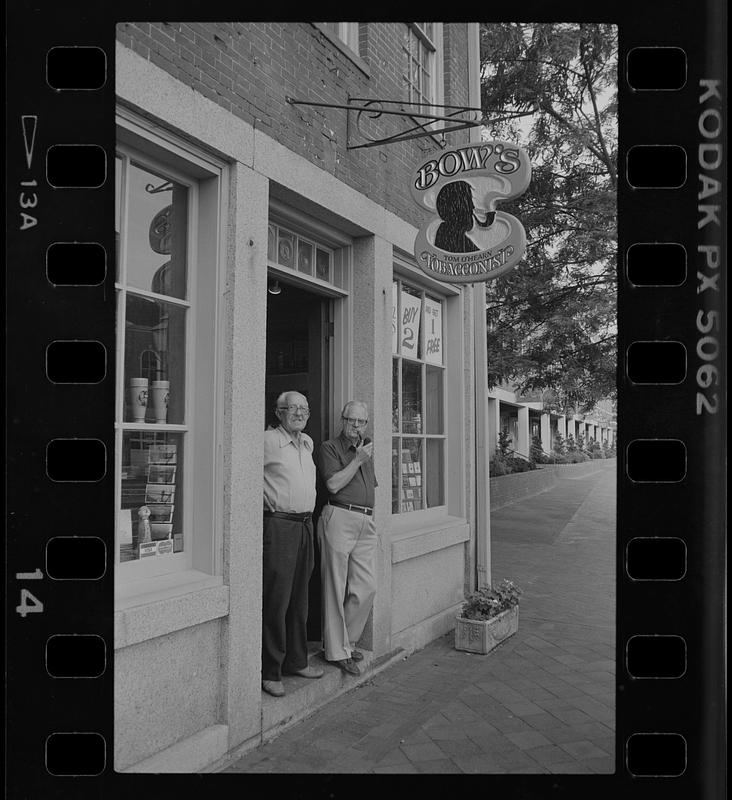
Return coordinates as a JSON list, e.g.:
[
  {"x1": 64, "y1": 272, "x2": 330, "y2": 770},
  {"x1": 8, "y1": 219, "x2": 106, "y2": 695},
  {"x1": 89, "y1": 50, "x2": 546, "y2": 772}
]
[{"x1": 317, "y1": 400, "x2": 378, "y2": 676}]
